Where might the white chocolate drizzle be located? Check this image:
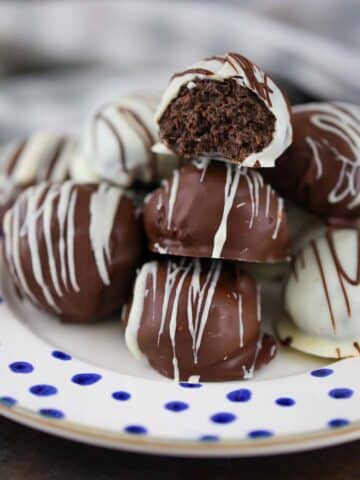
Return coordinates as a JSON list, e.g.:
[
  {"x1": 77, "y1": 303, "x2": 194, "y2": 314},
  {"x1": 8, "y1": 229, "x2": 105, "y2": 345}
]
[
  {"x1": 238, "y1": 293, "x2": 244, "y2": 347},
  {"x1": 89, "y1": 184, "x2": 123, "y2": 285},
  {"x1": 272, "y1": 197, "x2": 284, "y2": 240},
  {"x1": 306, "y1": 137, "x2": 323, "y2": 180},
  {"x1": 125, "y1": 261, "x2": 158, "y2": 359},
  {"x1": 242, "y1": 334, "x2": 264, "y2": 379},
  {"x1": 212, "y1": 164, "x2": 242, "y2": 257},
  {"x1": 294, "y1": 102, "x2": 360, "y2": 210},
  {"x1": 256, "y1": 284, "x2": 262, "y2": 322},
  {"x1": 167, "y1": 169, "x2": 179, "y2": 229}
]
